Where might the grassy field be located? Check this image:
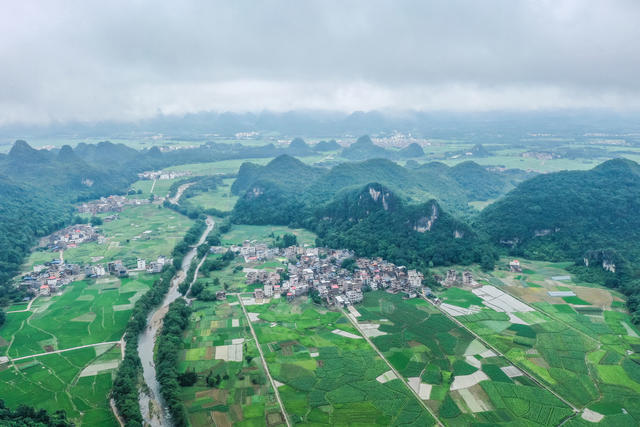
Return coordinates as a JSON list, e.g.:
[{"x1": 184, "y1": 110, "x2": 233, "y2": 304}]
[
  {"x1": 183, "y1": 178, "x2": 239, "y2": 212},
  {"x1": 436, "y1": 261, "x2": 640, "y2": 424},
  {"x1": 248, "y1": 297, "x2": 436, "y2": 425},
  {"x1": 355, "y1": 292, "x2": 572, "y2": 425},
  {"x1": 177, "y1": 295, "x2": 285, "y2": 426},
  {"x1": 221, "y1": 224, "x2": 317, "y2": 247},
  {"x1": 23, "y1": 204, "x2": 193, "y2": 271}
]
